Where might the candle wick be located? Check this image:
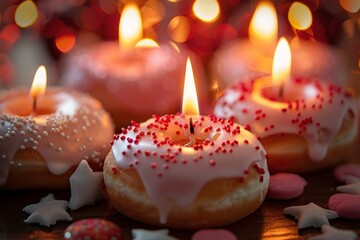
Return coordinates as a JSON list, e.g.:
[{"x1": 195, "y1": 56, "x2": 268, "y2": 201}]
[
  {"x1": 189, "y1": 118, "x2": 195, "y2": 135},
  {"x1": 32, "y1": 96, "x2": 37, "y2": 115},
  {"x1": 279, "y1": 84, "x2": 284, "y2": 100},
  {"x1": 184, "y1": 118, "x2": 195, "y2": 147}
]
